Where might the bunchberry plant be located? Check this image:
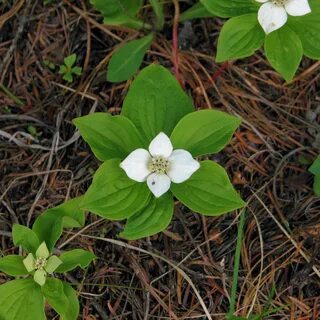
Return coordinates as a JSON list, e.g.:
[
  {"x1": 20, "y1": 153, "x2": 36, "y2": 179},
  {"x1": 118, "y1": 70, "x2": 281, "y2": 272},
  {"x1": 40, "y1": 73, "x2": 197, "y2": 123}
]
[
  {"x1": 74, "y1": 64, "x2": 245, "y2": 240},
  {"x1": 59, "y1": 54, "x2": 82, "y2": 83},
  {"x1": 181, "y1": 0, "x2": 320, "y2": 81},
  {"x1": 309, "y1": 155, "x2": 320, "y2": 196},
  {"x1": 0, "y1": 197, "x2": 95, "y2": 320},
  {"x1": 90, "y1": 0, "x2": 164, "y2": 82}
]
